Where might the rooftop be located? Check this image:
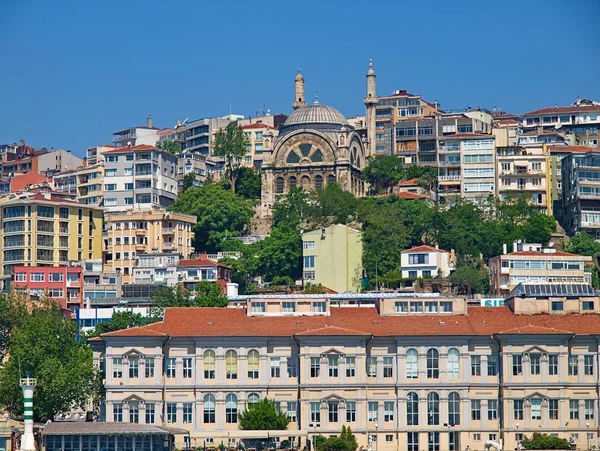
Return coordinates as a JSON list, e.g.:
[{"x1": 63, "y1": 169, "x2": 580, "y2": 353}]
[
  {"x1": 102, "y1": 144, "x2": 166, "y2": 154},
  {"x1": 43, "y1": 422, "x2": 187, "y2": 436},
  {"x1": 444, "y1": 133, "x2": 494, "y2": 140},
  {"x1": 401, "y1": 245, "x2": 448, "y2": 254},
  {"x1": 177, "y1": 258, "x2": 230, "y2": 269},
  {"x1": 522, "y1": 104, "x2": 600, "y2": 117},
  {"x1": 241, "y1": 123, "x2": 277, "y2": 130}
]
